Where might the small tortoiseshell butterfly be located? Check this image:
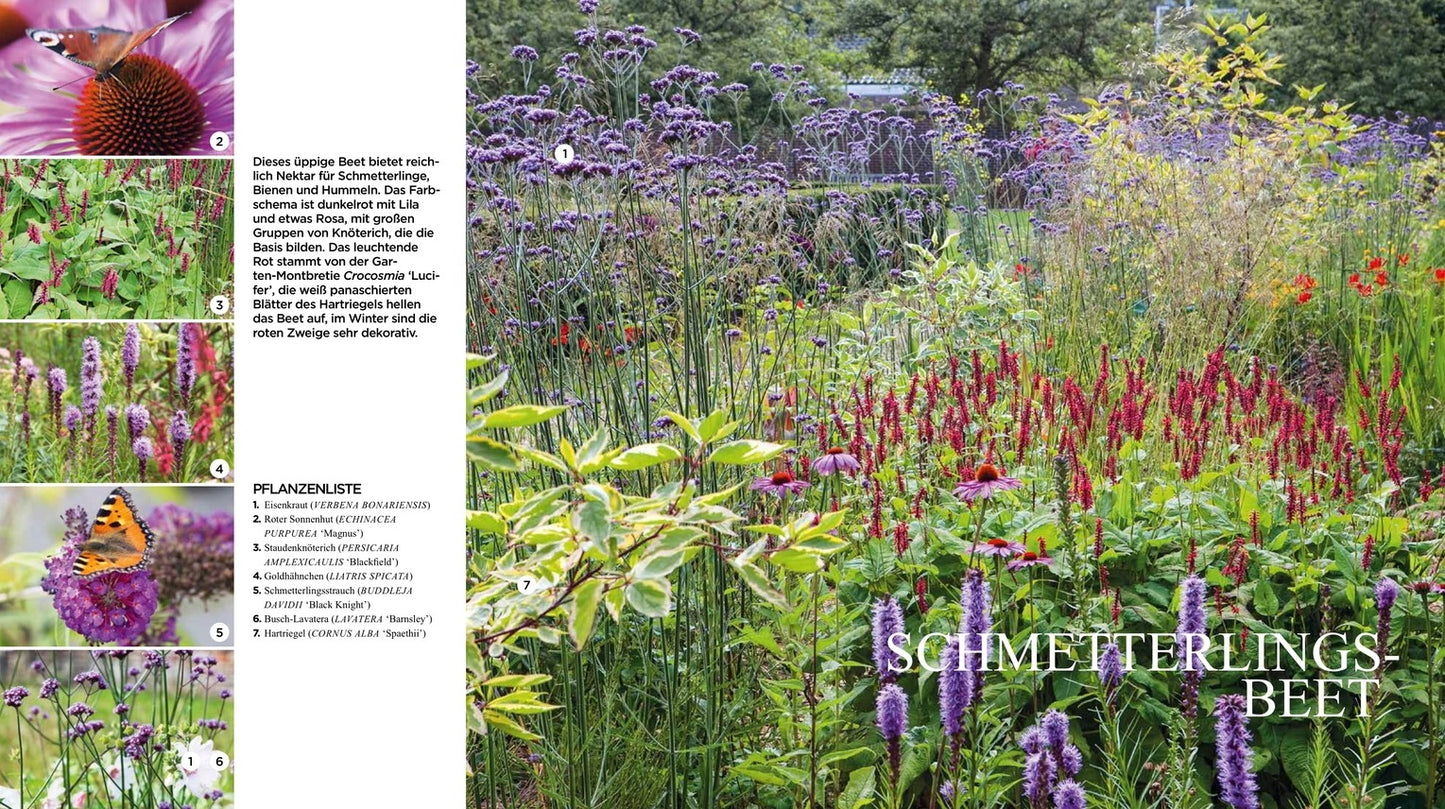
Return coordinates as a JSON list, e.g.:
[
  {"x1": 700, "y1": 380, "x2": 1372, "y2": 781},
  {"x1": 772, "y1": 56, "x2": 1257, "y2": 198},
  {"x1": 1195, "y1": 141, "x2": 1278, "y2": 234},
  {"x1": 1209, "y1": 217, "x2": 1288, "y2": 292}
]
[
  {"x1": 26, "y1": 14, "x2": 187, "y2": 81},
  {"x1": 73, "y1": 487, "x2": 153, "y2": 578}
]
